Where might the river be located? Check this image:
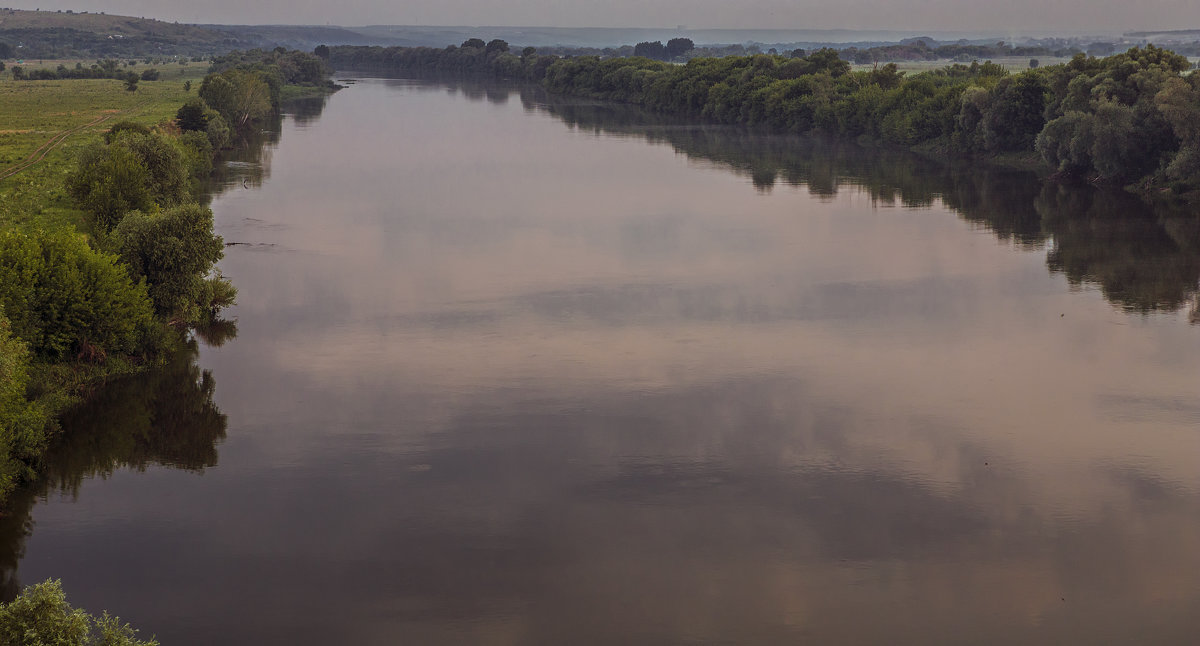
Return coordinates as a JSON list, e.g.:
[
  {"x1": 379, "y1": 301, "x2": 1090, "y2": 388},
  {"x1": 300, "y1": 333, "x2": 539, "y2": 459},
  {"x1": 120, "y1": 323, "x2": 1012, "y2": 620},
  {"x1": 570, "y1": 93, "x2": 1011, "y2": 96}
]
[{"x1": 5, "y1": 77, "x2": 1200, "y2": 644}]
